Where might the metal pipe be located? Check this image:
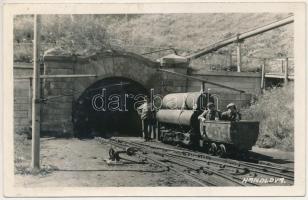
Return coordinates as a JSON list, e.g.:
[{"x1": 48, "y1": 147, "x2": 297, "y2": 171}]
[
  {"x1": 15, "y1": 74, "x2": 98, "y2": 79},
  {"x1": 236, "y1": 42, "x2": 241, "y2": 72},
  {"x1": 141, "y1": 48, "x2": 176, "y2": 55},
  {"x1": 210, "y1": 94, "x2": 220, "y2": 110},
  {"x1": 28, "y1": 78, "x2": 33, "y2": 130},
  {"x1": 186, "y1": 16, "x2": 294, "y2": 60},
  {"x1": 260, "y1": 59, "x2": 266, "y2": 90},
  {"x1": 157, "y1": 68, "x2": 245, "y2": 93},
  {"x1": 284, "y1": 57, "x2": 289, "y2": 84}
]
